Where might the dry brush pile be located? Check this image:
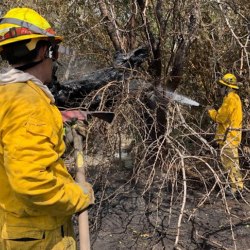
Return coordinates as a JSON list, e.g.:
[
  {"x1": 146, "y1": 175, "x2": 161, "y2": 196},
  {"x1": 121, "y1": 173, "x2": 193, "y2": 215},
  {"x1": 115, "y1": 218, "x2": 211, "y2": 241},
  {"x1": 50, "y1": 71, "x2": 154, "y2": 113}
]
[{"x1": 60, "y1": 70, "x2": 250, "y2": 248}]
